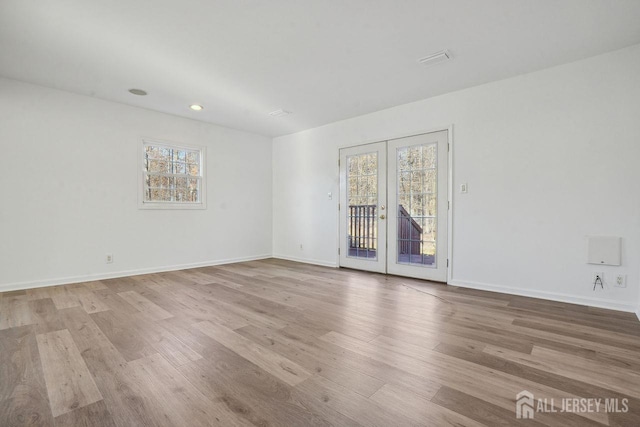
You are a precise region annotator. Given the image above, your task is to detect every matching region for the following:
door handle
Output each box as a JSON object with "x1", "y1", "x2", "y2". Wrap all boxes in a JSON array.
[{"x1": 380, "y1": 214, "x2": 386, "y2": 220}]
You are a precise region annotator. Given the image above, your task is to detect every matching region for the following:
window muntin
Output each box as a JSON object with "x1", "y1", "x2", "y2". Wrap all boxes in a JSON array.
[
  {"x1": 141, "y1": 140, "x2": 205, "y2": 208},
  {"x1": 396, "y1": 142, "x2": 437, "y2": 267}
]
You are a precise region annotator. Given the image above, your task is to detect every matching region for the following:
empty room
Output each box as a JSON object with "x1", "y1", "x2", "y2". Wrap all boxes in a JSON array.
[{"x1": 1, "y1": 1, "x2": 640, "y2": 426}]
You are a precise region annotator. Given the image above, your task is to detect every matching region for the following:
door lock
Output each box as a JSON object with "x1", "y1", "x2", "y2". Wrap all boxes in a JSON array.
[
  {"x1": 380, "y1": 205, "x2": 385, "y2": 210},
  {"x1": 380, "y1": 214, "x2": 386, "y2": 219}
]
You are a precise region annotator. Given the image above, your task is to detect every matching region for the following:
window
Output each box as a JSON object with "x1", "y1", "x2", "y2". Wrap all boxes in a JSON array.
[{"x1": 139, "y1": 139, "x2": 206, "y2": 209}]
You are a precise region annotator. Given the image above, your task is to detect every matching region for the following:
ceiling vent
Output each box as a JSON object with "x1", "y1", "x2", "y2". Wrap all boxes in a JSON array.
[
  {"x1": 418, "y1": 50, "x2": 452, "y2": 67},
  {"x1": 269, "y1": 109, "x2": 292, "y2": 117}
]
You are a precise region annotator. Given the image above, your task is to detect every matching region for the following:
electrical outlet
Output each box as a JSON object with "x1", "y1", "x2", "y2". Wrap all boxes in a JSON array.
[
  {"x1": 106, "y1": 253, "x2": 113, "y2": 264},
  {"x1": 299, "y1": 244, "x2": 303, "y2": 251},
  {"x1": 615, "y1": 274, "x2": 626, "y2": 288},
  {"x1": 592, "y1": 272, "x2": 604, "y2": 290}
]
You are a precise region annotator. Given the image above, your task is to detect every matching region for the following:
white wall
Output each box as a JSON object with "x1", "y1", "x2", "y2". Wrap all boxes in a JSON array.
[
  {"x1": 636, "y1": 289, "x2": 640, "y2": 319},
  {"x1": 0, "y1": 78, "x2": 272, "y2": 290},
  {"x1": 273, "y1": 44, "x2": 640, "y2": 312}
]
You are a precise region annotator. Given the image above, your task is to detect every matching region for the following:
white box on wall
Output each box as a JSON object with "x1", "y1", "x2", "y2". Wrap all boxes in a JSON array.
[{"x1": 587, "y1": 236, "x2": 621, "y2": 266}]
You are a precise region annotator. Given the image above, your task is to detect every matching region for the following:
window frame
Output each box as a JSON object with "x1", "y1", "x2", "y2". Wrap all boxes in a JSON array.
[{"x1": 138, "y1": 138, "x2": 207, "y2": 210}]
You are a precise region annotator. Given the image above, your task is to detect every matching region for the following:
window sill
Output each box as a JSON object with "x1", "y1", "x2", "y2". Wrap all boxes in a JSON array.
[{"x1": 138, "y1": 202, "x2": 207, "y2": 210}]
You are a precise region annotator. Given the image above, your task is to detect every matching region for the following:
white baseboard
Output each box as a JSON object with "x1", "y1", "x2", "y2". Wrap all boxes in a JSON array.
[
  {"x1": 0, "y1": 254, "x2": 272, "y2": 293},
  {"x1": 272, "y1": 254, "x2": 338, "y2": 268},
  {"x1": 449, "y1": 279, "x2": 637, "y2": 313}
]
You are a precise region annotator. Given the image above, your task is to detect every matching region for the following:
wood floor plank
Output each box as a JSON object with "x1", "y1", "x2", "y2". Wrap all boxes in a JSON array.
[
  {"x1": 295, "y1": 375, "x2": 420, "y2": 427},
  {"x1": 124, "y1": 313, "x2": 203, "y2": 367},
  {"x1": 0, "y1": 325, "x2": 54, "y2": 427},
  {"x1": 136, "y1": 282, "x2": 252, "y2": 329},
  {"x1": 75, "y1": 290, "x2": 110, "y2": 314},
  {"x1": 116, "y1": 291, "x2": 173, "y2": 321},
  {"x1": 36, "y1": 329, "x2": 103, "y2": 417},
  {"x1": 29, "y1": 298, "x2": 66, "y2": 334},
  {"x1": 99, "y1": 277, "x2": 139, "y2": 294},
  {"x1": 92, "y1": 289, "x2": 141, "y2": 315},
  {"x1": 508, "y1": 297, "x2": 640, "y2": 336},
  {"x1": 81, "y1": 281, "x2": 109, "y2": 291},
  {"x1": 3, "y1": 290, "x2": 27, "y2": 297},
  {"x1": 431, "y1": 385, "x2": 547, "y2": 427},
  {"x1": 50, "y1": 287, "x2": 81, "y2": 310},
  {"x1": 184, "y1": 283, "x2": 291, "y2": 330},
  {"x1": 513, "y1": 317, "x2": 640, "y2": 352},
  {"x1": 53, "y1": 400, "x2": 117, "y2": 427},
  {"x1": 434, "y1": 342, "x2": 633, "y2": 425},
  {"x1": 236, "y1": 324, "x2": 386, "y2": 397},
  {"x1": 159, "y1": 315, "x2": 235, "y2": 357},
  {"x1": 56, "y1": 307, "x2": 126, "y2": 365},
  {"x1": 325, "y1": 331, "x2": 612, "y2": 425},
  {"x1": 508, "y1": 320, "x2": 640, "y2": 366},
  {"x1": 0, "y1": 294, "x2": 35, "y2": 330},
  {"x1": 125, "y1": 353, "x2": 252, "y2": 427},
  {"x1": 369, "y1": 383, "x2": 484, "y2": 426},
  {"x1": 27, "y1": 286, "x2": 56, "y2": 301},
  {"x1": 171, "y1": 269, "x2": 218, "y2": 285},
  {"x1": 58, "y1": 307, "x2": 168, "y2": 427},
  {"x1": 2, "y1": 259, "x2": 639, "y2": 426},
  {"x1": 253, "y1": 323, "x2": 443, "y2": 400},
  {"x1": 178, "y1": 345, "x2": 341, "y2": 427},
  {"x1": 483, "y1": 344, "x2": 640, "y2": 399},
  {"x1": 193, "y1": 320, "x2": 312, "y2": 386},
  {"x1": 89, "y1": 309, "x2": 158, "y2": 362}
]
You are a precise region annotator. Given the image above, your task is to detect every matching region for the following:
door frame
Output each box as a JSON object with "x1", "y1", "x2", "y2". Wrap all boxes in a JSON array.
[{"x1": 336, "y1": 125, "x2": 454, "y2": 283}]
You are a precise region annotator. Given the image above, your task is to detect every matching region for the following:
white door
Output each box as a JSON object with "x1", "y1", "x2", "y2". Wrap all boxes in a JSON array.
[
  {"x1": 339, "y1": 142, "x2": 387, "y2": 273},
  {"x1": 339, "y1": 130, "x2": 449, "y2": 282},
  {"x1": 387, "y1": 131, "x2": 448, "y2": 282}
]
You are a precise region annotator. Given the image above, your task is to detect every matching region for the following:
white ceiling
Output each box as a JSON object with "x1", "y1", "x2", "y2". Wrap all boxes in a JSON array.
[{"x1": 2, "y1": 1, "x2": 640, "y2": 137}]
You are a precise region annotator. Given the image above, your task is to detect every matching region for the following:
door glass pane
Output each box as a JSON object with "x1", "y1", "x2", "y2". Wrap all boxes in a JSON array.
[
  {"x1": 347, "y1": 152, "x2": 377, "y2": 260},
  {"x1": 396, "y1": 143, "x2": 437, "y2": 267}
]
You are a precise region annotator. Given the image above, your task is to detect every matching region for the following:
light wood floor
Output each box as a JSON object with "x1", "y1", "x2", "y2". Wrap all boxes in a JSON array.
[{"x1": 1, "y1": 259, "x2": 639, "y2": 426}]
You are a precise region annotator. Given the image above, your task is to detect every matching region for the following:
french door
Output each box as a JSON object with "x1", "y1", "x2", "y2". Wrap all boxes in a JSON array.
[
  {"x1": 339, "y1": 130, "x2": 449, "y2": 282},
  {"x1": 338, "y1": 142, "x2": 387, "y2": 273}
]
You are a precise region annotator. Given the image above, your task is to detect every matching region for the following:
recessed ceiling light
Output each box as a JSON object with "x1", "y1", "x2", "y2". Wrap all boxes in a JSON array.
[
  {"x1": 418, "y1": 50, "x2": 452, "y2": 67},
  {"x1": 190, "y1": 104, "x2": 204, "y2": 111},
  {"x1": 128, "y1": 88, "x2": 147, "y2": 96},
  {"x1": 269, "y1": 109, "x2": 291, "y2": 117}
]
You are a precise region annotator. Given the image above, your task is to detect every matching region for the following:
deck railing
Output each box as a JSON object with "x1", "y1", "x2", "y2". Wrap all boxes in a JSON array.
[
  {"x1": 397, "y1": 205, "x2": 422, "y2": 255},
  {"x1": 348, "y1": 204, "x2": 423, "y2": 254},
  {"x1": 348, "y1": 204, "x2": 376, "y2": 249}
]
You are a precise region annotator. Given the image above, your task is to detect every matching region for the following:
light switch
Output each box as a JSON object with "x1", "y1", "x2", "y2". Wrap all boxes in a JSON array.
[{"x1": 460, "y1": 183, "x2": 468, "y2": 193}]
